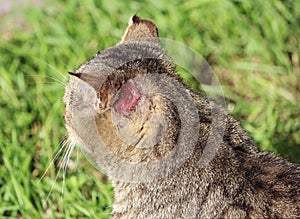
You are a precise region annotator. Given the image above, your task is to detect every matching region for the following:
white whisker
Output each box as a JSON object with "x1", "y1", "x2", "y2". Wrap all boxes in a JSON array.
[
  {"x1": 23, "y1": 71, "x2": 67, "y2": 89},
  {"x1": 45, "y1": 160, "x2": 63, "y2": 202},
  {"x1": 61, "y1": 140, "x2": 75, "y2": 196},
  {"x1": 43, "y1": 137, "x2": 71, "y2": 202},
  {"x1": 38, "y1": 138, "x2": 68, "y2": 183},
  {"x1": 76, "y1": 146, "x2": 80, "y2": 172},
  {"x1": 33, "y1": 57, "x2": 68, "y2": 81},
  {"x1": 39, "y1": 75, "x2": 67, "y2": 87}
]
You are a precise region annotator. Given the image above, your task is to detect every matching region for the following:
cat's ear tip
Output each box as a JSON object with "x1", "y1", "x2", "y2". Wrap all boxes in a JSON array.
[
  {"x1": 131, "y1": 14, "x2": 141, "y2": 23},
  {"x1": 68, "y1": 72, "x2": 81, "y2": 78}
]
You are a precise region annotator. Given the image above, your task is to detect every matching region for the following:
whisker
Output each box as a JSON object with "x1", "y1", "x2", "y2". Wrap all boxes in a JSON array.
[
  {"x1": 61, "y1": 140, "x2": 75, "y2": 196},
  {"x1": 33, "y1": 57, "x2": 68, "y2": 81},
  {"x1": 44, "y1": 138, "x2": 72, "y2": 202},
  {"x1": 38, "y1": 137, "x2": 68, "y2": 183},
  {"x1": 28, "y1": 81, "x2": 66, "y2": 88},
  {"x1": 29, "y1": 74, "x2": 67, "y2": 87},
  {"x1": 39, "y1": 75, "x2": 67, "y2": 86},
  {"x1": 45, "y1": 160, "x2": 64, "y2": 202},
  {"x1": 76, "y1": 146, "x2": 80, "y2": 173},
  {"x1": 41, "y1": 137, "x2": 71, "y2": 203}
]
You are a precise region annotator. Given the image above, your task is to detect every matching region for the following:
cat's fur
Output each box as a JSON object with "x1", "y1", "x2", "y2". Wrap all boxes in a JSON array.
[{"x1": 63, "y1": 15, "x2": 300, "y2": 218}]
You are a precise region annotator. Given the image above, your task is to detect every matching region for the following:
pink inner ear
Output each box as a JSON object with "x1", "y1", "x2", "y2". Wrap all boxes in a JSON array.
[{"x1": 113, "y1": 80, "x2": 141, "y2": 116}]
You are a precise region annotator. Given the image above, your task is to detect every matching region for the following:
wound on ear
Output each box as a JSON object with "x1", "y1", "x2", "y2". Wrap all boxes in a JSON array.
[{"x1": 113, "y1": 80, "x2": 141, "y2": 117}]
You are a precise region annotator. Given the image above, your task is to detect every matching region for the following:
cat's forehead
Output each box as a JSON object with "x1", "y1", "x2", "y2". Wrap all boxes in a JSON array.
[{"x1": 76, "y1": 40, "x2": 166, "y2": 76}]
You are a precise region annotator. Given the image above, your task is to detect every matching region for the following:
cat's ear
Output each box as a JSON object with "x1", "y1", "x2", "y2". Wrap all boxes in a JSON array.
[
  {"x1": 120, "y1": 15, "x2": 159, "y2": 43},
  {"x1": 68, "y1": 72, "x2": 100, "y2": 91}
]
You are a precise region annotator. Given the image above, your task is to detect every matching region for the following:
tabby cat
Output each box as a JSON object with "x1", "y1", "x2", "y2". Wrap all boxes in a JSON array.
[{"x1": 63, "y1": 15, "x2": 300, "y2": 218}]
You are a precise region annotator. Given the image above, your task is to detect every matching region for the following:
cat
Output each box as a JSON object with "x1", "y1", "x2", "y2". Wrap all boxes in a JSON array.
[{"x1": 63, "y1": 15, "x2": 300, "y2": 218}]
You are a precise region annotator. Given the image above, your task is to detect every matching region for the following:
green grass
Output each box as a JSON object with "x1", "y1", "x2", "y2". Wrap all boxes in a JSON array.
[{"x1": 0, "y1": 0, "x2": 299, "y2": 218}]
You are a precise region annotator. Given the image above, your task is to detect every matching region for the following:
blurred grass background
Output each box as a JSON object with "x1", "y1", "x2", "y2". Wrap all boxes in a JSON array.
[{"x1": 0, "y1": 0, "x2": 299, "y2": 218}]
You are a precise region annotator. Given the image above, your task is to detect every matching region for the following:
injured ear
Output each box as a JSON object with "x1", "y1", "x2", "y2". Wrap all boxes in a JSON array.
[{"x1": 68, "y1": 72, "x2": 101, "y2": 91}]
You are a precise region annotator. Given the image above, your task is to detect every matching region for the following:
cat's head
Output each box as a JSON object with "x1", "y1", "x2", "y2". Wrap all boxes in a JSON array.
[{"x1": 63, "y1": 15, "x2": 199, "y2": 182}]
